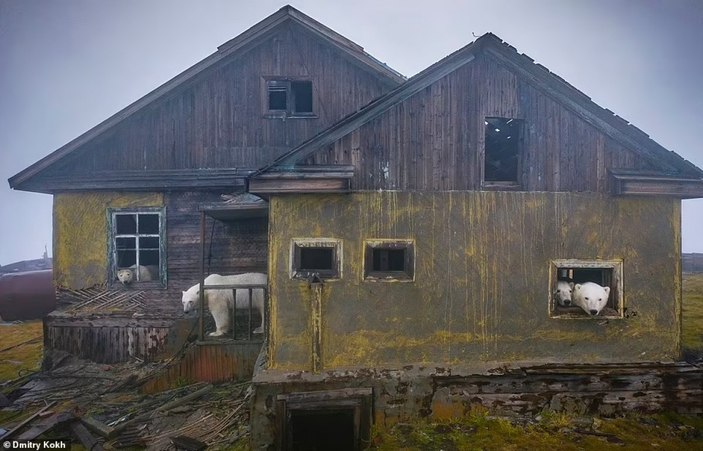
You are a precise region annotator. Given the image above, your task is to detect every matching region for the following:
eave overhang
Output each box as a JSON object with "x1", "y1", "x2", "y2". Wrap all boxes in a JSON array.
[
  {"x1": 610, "y1": 171, "x2": 703, "y2": 198},
  {"x1": 248, "y1": 165, "x2": 354, "y2": 194},
  {"x1": 16, "y1": 169, "x2": 253, "y2": 194}
]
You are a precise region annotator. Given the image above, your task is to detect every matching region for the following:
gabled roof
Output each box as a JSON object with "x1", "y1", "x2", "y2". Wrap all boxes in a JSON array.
[
  {"x1": 253, "y1": 33, "x2": 703, "y2": 180},
  {"x1": 8, "y1": 5, "x2": 404, "y2": 190}
]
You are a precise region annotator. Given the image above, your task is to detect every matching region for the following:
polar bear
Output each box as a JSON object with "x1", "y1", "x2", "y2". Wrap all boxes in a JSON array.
[
  {"x1": 554, "y1": 280, "x2": 574, "y2": 307},
  {"x1": 573, "y1": 282, "x2": 610, "y2": 316},
  {"x1": 117, "y1": 264, "x2": 155, "y2": 285},
  {"x1": 182, "y1": 273, "x2": 267, "y2": 337}
]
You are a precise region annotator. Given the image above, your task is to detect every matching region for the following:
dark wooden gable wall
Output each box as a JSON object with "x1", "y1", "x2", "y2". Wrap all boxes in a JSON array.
[
  {"x1": 307, "y1": 52, "x2": 657, "y2": 192},
  {"x1": 38, "y1": 21, "x2": 397, "y2": 180}
]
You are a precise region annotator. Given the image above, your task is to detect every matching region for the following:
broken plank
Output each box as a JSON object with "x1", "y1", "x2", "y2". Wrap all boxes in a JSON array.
[
  {"x1": 1, "y1": 401, "x2": 57, "y2": 440},
  {"x1": 157, "y1": 384, "x2": 214, "y2": 412},
  {"x1": 81, "y1": 416, "x2": 115, "y2": 439},
  {"x1": 17, "y1": 411, "x2": 74, "y2": 441},
  {"x1": 70, "y1": 421, "x2": 104, "y2": 451}
]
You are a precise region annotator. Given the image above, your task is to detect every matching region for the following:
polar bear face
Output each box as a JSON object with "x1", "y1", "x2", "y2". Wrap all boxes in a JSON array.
[
  {"x1": 554, "y1": 280, "x2": 574, "y2": 307},
  {"x1": 573, "y1": 282, "x2": 610, "y2": 316},
  {"x1": 117, "y1": 268, "x2": 134, "y2": 285},
  {"x1": 182, "y1": 285, "x2": 200, "y2": 313}
]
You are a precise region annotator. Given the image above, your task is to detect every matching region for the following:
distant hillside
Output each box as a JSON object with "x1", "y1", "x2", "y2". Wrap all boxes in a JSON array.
[
  {"x1": 683, "y1": 253, "x2": 703, "y2": 274},
  {"x1": 0, "y1": 258, "x2": 52, "y2": 274}
]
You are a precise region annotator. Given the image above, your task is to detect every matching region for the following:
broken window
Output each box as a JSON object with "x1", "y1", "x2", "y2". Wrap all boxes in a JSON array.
[
  {"x1": 364, "y1": 240, "x2": 414, "y2": 281},
  {"x1": 484, "y1": 117, "x2": 522, "y2": 184},
  {"x1": 110, "y1": 209, "x2": 165, "y2": 286},
  {"x1": 291, "y1": 239, "x2": 341, "y2": 280},
  {"x1": 550, "y1": 260, "x2": 623, "y2": 319},
  {"x1": 266, "y1": 79, "x2": 314, "y2": 116}
]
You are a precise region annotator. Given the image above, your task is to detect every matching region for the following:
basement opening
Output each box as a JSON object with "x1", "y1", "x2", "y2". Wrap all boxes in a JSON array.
[
  {"x1": 484, "y1": 117, "x2": 522, "y2": 185},
  {"x1": 289, "y1": 408, "x2": 355, "y2": 451},
  {"x1": 550, "y1": 259, "x2": 623, "y2": 318},
  {"x1": 277, "y1": 388, "x2": 373, "y2": 451}
]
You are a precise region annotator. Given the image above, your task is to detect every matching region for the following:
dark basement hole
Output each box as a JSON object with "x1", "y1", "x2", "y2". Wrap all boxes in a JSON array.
[{"x1": 289, "y1": 408, "x2": 355, "y2": 451}]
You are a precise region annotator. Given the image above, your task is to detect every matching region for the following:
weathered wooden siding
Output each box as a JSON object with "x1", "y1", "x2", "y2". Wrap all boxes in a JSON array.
[
  {"x1": 52, "y1": 190, "x2": 267, "y2": 313},
  {"x1": 142, "y1": 341, "x2": 263, "y2": 393},
  {"x1": 166, "y1": 191, "x2": 268, "y2": 293},
  {"x1": 267, "y1": 192, "x2": 681, "y2": 371},
  {"x1": 309, "y1": 53, "x2": 656, "y2": 192},
  {"x1": 53, "y1": 192, "x2": 163, "y2": 290},
  {"x1": 44, "y1": 316, "x2": 173, "y2": 364},
  {"x1": 39, "y1": 22, "x2": 396, "y2": 180}
]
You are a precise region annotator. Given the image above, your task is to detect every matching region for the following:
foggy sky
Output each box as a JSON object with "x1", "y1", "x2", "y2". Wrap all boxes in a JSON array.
[{"x1": 1, "y1": 0, "x2": 702, "y2": 265}]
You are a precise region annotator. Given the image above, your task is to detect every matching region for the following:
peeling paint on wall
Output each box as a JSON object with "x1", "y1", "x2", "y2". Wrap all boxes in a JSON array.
[
  {"x1": 54, "y1": 192, "x2": 163, "y2": 289},
  {"x1": 267, "y1": 191, "x2": 681, "y2": 371}
]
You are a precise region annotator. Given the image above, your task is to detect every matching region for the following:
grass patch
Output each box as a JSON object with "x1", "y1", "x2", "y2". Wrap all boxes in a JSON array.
[
  {"x1": 370, "y1": 410, "x2": 703, "y2": 450},
  {"x1": 0, "y1": 320, "x2": 43, "y2": 381},
  {"x1": 683, "y1": 273, "x2": 703, "y2": 355}
]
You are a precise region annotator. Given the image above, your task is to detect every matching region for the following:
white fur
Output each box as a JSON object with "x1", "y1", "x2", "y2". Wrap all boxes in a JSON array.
[
  {"x1": 182, "y1": 273, "x2": 267, "y2": 337},
  {"x1": 554, "y1": 280, "x2": 574, "y2": 307},
  {"x1": 573, "y1": 282, "x2": 610, "y2": 316},
  {"x1": 117, "y1": 264, "x2": 155, "y2": 285}
]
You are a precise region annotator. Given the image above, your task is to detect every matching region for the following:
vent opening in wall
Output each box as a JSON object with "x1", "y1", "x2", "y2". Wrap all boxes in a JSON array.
[
  {"x1": 291, "y1": 239, "x2": 341, "y2": 280},
  {"x1": 364, "y1": 240, "x2": 414, "y2": 281},
  {"x1": 551, "y1": 260, "x2": 623, "y2": 319}
]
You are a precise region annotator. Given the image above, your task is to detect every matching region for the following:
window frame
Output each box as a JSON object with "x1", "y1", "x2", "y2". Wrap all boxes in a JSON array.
[
  {"x1": 549, "y1": 259, "x2": 623, "y2": 319},
  {"x1": 108, "y1": 207, "x2": 166, "y2": 288},
  {"x1": 482, "y1": 116, "x2": 524, "y2": 189},
  {"x1": 263, "y1": 77, "x2": 317, "y2": 119},
  {"x1": 290, "y1": 238, "x2": 342, "y2": 281},
  {"x1": 363, "y1": 239, "x2": 415, "y2": 282}
]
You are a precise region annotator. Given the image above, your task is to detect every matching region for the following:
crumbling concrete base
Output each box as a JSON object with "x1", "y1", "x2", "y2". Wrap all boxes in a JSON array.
[{"x1": 250, "y1": 359, "x2": 703, "y2": 450}]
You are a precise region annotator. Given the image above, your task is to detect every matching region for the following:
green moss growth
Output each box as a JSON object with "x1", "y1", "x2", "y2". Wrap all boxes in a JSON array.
[{"x1": 370, "y1": 409, "x2": 703, "y2": 450}]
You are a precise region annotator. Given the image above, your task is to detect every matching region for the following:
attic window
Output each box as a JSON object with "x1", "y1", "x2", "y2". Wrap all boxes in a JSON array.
[
  {"x1": 484, "y1": 117, "x2": 522, "y2": 185},
  {"x1": 364, "y1": 240, "x2": 414, "y2": 281},
  {"x1": 550, "y1": 259, "x2": 623, "y2": 319},
  {"x1": 266, "y1": 79, "x2": 314, "y2": 117},
  {"x1": 291, "y1": 239, "x2": 341, "y2": 280},
  {"x1": 109, "y1": 208, "x2": 165, "y2": 286}
]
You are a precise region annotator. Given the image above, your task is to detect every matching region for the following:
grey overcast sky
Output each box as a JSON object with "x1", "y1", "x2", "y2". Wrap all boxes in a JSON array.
[{"x1": 1, "y1": 0, "x2": 702, "y2": 265}]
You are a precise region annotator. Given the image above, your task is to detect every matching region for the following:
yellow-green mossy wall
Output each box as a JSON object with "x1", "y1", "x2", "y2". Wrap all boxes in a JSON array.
[
  {"x1": 53, "y1": 192, "x2": 163, "y2": 289},
  {"x1": 267, "y1": 191, "x2": 681, "y2": 372}
]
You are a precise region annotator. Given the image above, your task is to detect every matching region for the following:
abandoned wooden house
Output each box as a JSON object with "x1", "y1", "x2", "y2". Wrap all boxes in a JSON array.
[
  {"x1": 9, "y1": 5, "x2": 703, "y2": 450},
  {"x1": 9, "y1": 5, "x2": 402, "y2": 369}
]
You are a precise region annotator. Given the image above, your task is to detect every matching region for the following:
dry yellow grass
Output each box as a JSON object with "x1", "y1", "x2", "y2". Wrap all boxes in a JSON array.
[
  {"x1": 0, "y1": 320, "x2": 43, "y2": 381},
  {"x1": 683, "y1": 273, "x2": 703, "y2": 355}
]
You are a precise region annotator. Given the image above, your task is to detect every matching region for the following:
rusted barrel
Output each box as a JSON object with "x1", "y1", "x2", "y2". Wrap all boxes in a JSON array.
[{"x1": 0, "y1": 270, "x2": 56, "y2": 321}]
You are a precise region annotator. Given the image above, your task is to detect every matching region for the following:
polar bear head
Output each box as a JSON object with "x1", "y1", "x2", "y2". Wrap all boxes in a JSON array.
[
  {"x1": 182, "y1": 284, "x2": 200, "y2": 313},
  {"x1": 117, "y1": 268, "x2": 134, "y2": 285},
  {"x1": 554, "y1": 280, "x2": 574, "y2": 307},
  {"x1": 573, "y1": 282, "x2": 610, "y2": 316}
]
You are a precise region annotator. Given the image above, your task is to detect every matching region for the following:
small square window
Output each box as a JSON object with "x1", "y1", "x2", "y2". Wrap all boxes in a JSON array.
[
  {"x1": 484, "y1": 117, "x2": 522, "y2": 184},
  {"x1": 291, "y1": 239, "x2": 341, "y2": 280},
  {"x1": 364, "y1": 240, "x2": 414, "y2": 282},
  {"x1": 266, "y1": 79, "x2": 314, "y2": 117},
  {"x1": 550, "y1": 260, "x2": 623, "y2": 319}
]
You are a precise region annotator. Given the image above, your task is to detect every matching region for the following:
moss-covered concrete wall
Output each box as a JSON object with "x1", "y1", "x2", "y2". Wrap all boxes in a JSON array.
[
  {"x1": 53, "y1": 192, "x2": 163, "y2": 289},
  {"x1": 267, "y1": 192, "x2": 681, "y2": 371}
]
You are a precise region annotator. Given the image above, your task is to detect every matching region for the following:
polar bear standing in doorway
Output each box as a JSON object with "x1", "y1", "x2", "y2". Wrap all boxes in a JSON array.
[{"x1": 182, "y1": 273, "x2": 267, "y2": 336}]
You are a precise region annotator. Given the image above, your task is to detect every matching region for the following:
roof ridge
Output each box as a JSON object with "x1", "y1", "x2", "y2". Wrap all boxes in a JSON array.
[{"x1": 9, "y1": 6, "x2": 405, "y2": 190}]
